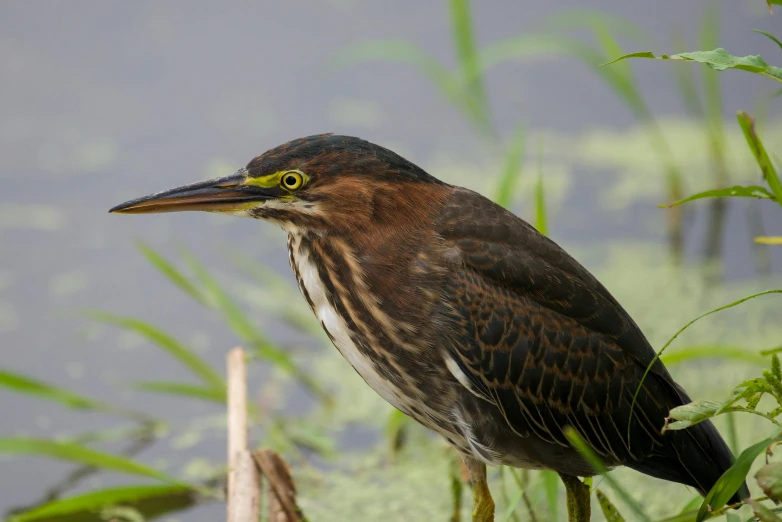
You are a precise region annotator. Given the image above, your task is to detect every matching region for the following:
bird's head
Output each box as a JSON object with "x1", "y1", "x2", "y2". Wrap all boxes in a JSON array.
[{"x1": 110, "y1": 134, "x2": 447, "y2": 235}]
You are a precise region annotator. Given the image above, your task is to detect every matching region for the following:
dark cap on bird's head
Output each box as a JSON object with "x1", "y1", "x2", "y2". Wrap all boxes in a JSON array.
[{"x1": 109, "y1": 134, "x2": 445, "y2": 231}]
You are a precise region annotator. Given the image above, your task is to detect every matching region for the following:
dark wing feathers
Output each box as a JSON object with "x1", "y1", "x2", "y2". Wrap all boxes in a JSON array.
[
  {"x1": 437, "y1": 189, "x2": 670, "y2": 380},
  {"x1": 435, "y1": 188, "x2": 744, "y2": 500},
  {"x1": 439, "y1": 266, "x2": 663, "y2": 462}
]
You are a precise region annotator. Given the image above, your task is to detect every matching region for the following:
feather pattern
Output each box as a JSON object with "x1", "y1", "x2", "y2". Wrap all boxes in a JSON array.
[{"x1": 433, "y1": 188, "x2": 744, "y2": 499}]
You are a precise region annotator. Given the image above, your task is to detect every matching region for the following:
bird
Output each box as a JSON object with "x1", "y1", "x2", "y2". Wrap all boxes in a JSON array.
[{"x1": 111, "y1": 134, "x2": 747, "y2": 521}]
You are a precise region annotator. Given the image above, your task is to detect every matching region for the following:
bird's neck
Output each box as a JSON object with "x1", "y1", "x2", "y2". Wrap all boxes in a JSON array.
[{"x1": 286, "y1": 183, "x2": 453, "y2": 333}]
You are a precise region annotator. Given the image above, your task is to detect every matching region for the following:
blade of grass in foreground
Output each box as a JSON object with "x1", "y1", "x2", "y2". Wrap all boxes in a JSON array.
[
  {"x1": 596, "y1": 489, "x2": 627, "y2": 522},
  {"x1": 696, "y1": 436, "x2": 772, "y2": 521},
  {"x1": 672, "y1": 31, "x2": 703, "y2": 117},
  {"x1": 753, "y1": 29, "x2": 782, "y2": 52},
  {"x1": 0, "y1": 438, "x2": 185, "y2": 485},
  {"x1": 534, "y1": 135, "x2": 547, "y2": 236},
  {"x1": 544, "y1": 9, "x2": 653, "y2": 45},
  {"x1": 178, "y1": 247, "x2": 325, "y2": 398},
  {"x1": 0, "y1": 370, "x2": 118, "y2": 415},
  {"x1": 64, "y1": 424, "x2": 164, "y2": 446},
  {"x1": 449, "y1": 0, "x2": 491, "y2": 130},
  {"x1": 502, "y1": 487, "x2": 525, "y2": 522},
  {"x1": 494, "y1": 125, "x2": 525, "y2": 209},
  {"x1": 227, "y1": 251, "x2": 321, "y2": 336},
  {"x1": 541, "y1": 470, "x2": 559, "y2": 521},
  {"x1": 700, "y1": 3, "x2": 724, "y2": 135},
  {"x1": 738, "y1": 111, "x2": 782, "y2": 206},
  {"x1": 129, "y1": 381, "x2": 225, "y2": 403},
  {"x1": 331, "y1": 40, "x2": 487, "y2": 133},
  {"x1": 8, "y1": 484, "x2": 196, "y2": 522},
  {"x1": 87, "y1": 311, "x2": 225, "y2": 392},
  {"x1": 661, "y1": 345, "x2": 767, "y2": 367},
  {"x1": 629, "y1": 289, "x2": 782, "y2": 441},
  {"x1": 563, "y1": 427, "x2": 652, "y2": 522},
  {"x1": 136, "y1": 241, "x2": 206, "y2": 305}
]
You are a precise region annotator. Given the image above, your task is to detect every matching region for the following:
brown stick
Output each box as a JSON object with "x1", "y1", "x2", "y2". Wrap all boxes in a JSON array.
[{"x1": 254, "y1": 449, "x2": 303, "y2": 522}]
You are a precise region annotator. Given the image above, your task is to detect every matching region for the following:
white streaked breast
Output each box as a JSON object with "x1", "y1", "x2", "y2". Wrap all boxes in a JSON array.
[{"x1": 289, "y1": 235, "x2": 409, "y2": 414}]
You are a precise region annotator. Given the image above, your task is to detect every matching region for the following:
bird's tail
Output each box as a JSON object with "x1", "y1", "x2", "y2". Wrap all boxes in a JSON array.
[{"x1": 631, "y1": 414, "x2": 749, "y2": 505}]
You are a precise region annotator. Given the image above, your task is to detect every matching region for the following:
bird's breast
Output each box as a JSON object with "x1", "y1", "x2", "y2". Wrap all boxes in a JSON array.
[{"x1": 286, "y1": 233, "x2": 414, "y2": 415}]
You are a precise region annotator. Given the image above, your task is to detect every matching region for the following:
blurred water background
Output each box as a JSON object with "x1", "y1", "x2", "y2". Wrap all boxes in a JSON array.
[{"x1": 1, "y1": 1, "x2": 782, "y2": 520}]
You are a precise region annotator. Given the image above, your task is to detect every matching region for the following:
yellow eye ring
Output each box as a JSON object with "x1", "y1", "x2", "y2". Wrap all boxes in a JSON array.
[{"x1": 281, "y1": 171, "x2": 304, "y2": 191}]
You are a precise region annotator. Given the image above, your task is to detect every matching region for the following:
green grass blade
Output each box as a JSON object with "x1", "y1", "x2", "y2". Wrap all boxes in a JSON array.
[
  {"x1": 700, "y1": 3, "x2": 723, "y2": 129},
  {"x1": 476, "y1": 34, "x2": 573, "y2": 73},
  {"x1": 0, "y1": 369, "x2": 116, "y2": 414},
  {"x1": 661, "y1": 345, "x2": 767, "y2": 367},
  {"x1": 545, "y1": 13, "x2": 653, "y2": 120},
  {"x1": 629, "y1": 290, "x2": 782, "y2": 441},
  {"x1": 64, "y1": 424, "x2": 165, "y2": 446},
  {"x1": 699, "y1": 3, "x2": 729, "y2": 194},
  {"x1": 494, "y1": 125, "x2": 525, "y2": 209},
  {"x1": 87, "y1": 311, "x2": 225, "y2": 392},
  {"x1": 129, "y1": 381, "x2": 225, "y2": 403},
  {"x1": 449, "y1": 0, "x2": 490, "y2": 127},
  {"x1": 658, "y1": 185, "x2": 777, "y2": 208},
  {"x1": 738, "y1": 111, "x2": 782, "y2": 206},
  {"x1": 725, "y1": 411, "x2": 739, "y2": 456},
  {"x1": 227, "y1": 252, "x2": 321, "y2": 336},
  {"x1": 655, "y1": 510, "x2": 698, "y2": 522},
  {"x1": 753, "y1": 29, "x2": 782, "y2": 52},
  {"x1": 332, "y1": 40, "x2": 452, "y2": 89},
  {"x1": 654, "y1": 495, "x2": 701, "y2": 522},
  {"x1": 501, "y1": 487, "x2": 525, "y2": 522},
  {"x1": 749, "y1": 502, "x2": 782, "y2": 522},
  {"x1": 8, "y1": 484, "x2": 196, "y2": 522},
  {"x1": 696, "y1": 437, "x2": 769, "y2": 520},
  {"x1": 534, "y1": 136, "x2": 547, "y2": 236},
  {"x1": 541, "y1": 470, "x2": 559, "y2": 521},
  {"x1": 563, "y1": 428, "x2": 652, "y2": 522},
  {"x1": 544, "y1": 10, "x2": 653, "y2": 45},
  {"x1": 178, "y1": 248, "x2": 324, "y2": 398},
  {"x1": 672, "y1": 31, "x2": 703, "y2": 117},
  {"x1": 385, "y1": 408, "x2": 411, "y2": 456},
  {"x1": 332, "y1": 40, "x2": 487, "y2": 132},
  {"x1": 136, "y1": 242, "x2": 206, "y2": 305},
  {"x1": 0, "y1": 438, "x2": 184, "y2": 485},
  {"x1": 593, "y1": 20, "x2": 635, "y2": 86},
  {"x1": 565, "y1": 39, "x2": 650, "y2": 120},
  {"x1": 595, "y1": 489, "x2": 627, "y2": 522}
]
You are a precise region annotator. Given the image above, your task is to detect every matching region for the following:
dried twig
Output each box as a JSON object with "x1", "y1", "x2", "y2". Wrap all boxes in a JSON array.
[{"x1": 254, "y1": 449, "x2": 304, "y2": 522}]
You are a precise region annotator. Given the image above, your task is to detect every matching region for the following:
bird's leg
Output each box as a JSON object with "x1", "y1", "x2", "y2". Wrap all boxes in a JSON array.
[
  {"x1": 464, "y1": 457, "x2": 495, "y2": 522},
  {"x1": 559, "y1": 473, "x2": 591, "y2": 522}
]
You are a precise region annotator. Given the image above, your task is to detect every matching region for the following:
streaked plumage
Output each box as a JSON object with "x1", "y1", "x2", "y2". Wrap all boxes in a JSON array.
[{"x1": 111, "y1": 134, "x2": 748, "y2": 520}]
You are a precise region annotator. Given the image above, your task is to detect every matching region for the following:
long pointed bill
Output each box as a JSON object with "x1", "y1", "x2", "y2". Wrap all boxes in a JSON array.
[{"x1": 109, "y1": 168, "x2": 277, "y2": 214}]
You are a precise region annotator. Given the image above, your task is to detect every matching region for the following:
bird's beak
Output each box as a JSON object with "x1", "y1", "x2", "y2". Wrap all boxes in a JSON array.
[{"x1": 109, "y1": 168, "x2": 277, "y2": 214}]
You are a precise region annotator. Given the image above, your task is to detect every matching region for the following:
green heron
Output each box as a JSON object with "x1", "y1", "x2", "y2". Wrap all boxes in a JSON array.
[{"x1": 111, "y1": 134, "x2": 746, "y2": 521}]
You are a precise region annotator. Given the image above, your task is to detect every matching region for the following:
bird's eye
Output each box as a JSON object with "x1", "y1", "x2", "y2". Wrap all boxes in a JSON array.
[{"x1": 281, "y1": 171, "x2": 304, "y2": 191}]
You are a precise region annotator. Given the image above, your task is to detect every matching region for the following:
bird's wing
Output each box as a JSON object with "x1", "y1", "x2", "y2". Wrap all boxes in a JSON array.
[{"x1": 434, "y1": 188, "x2": 685, "y2": 461}]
